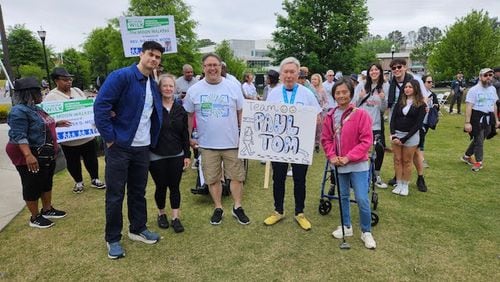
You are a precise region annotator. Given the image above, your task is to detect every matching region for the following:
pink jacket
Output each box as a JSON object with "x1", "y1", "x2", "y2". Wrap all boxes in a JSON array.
[{"x1": 321, "y1": 105, "x2": 373, "y2": 163}]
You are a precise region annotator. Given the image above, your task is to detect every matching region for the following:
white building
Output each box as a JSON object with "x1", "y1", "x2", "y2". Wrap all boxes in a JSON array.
[{"x1": 199, "y1": 39, "x2": 275, "y2": 69}]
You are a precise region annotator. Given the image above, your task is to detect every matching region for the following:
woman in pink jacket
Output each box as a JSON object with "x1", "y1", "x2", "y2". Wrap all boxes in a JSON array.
[{"x1": 321, "y1": 77, "x2": 376, "y2": 249}]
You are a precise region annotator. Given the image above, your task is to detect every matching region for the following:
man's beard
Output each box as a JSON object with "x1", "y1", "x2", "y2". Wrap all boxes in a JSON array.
[{"x1": 481, "y1": 80, "x2": 492, "y2": 87}]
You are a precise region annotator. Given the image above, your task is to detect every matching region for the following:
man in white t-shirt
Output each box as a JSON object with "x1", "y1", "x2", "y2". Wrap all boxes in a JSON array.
[
  {"x1": 183, "y1": 53, "x2": 250, "y2": 226},
  {"x1": 462, "y1": 68, "x2": 499, "y2": 172},
  {"x1": 323, "y1": 70, "x2": 336, "y2": 109},
  {"x1": 175, "y1": 64, "x2": 198, "y2": 100},
  {"x1": 264, "y1": 57, "x2": 321, "y2": 231}
]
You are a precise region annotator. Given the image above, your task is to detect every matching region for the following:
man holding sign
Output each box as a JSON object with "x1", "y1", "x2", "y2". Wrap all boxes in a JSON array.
[{"x1": 264, "y1": 57, "x2": 321, "y2": 231}]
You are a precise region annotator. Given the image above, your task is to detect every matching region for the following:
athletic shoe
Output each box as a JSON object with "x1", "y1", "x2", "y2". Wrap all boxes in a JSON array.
[
  {"x1": 91, "y1": 178, "x2": 106, "y2": 189},
  {"x1": 128, "y1": 229, "x2": 160, "y2": 244},
  {"x1": 210, "y1": 208, "x2": 224, "y2": 225},
  {"x1": 361, "y1": 232, "x2": 376, "y2": 249},
  {"x1": 375, "y1": 176, "x2": 388, "y2": 189},
  {"x1": 388, "y1": 177, "x2": 397, "y2": 186},
  {"x1": 287, "y1": 168, "x2": 293, "y2": 177},
  {"x1": 331, "y1": 225, "x2": 353, "y2": 239},
  {"x1": 232, "y1": 206, "x2": 250, "y2": 225},
  {"x1": 399, "y1": 185, "x2": 409, "y2": 196},
  {"x1": 471, "y1": 162, "x2": 483, "y2": 172},
  {"x1": 417, "y1": 176, "x2": 427, "y2": 192},
  {"x1": 171, "y1": 218, "x2": 184, "y2": 233},
  {"x1": 391, "y1": 185, "x2": 401, "y2": 195},
  {"x1": 73, "y1": 182, "x2": 84, "y2": 194},
  {"x1": 107, "y1": 241, "x2": 125, "y2": 259},
  {"x1": 41, "y1": 206, "x2": 67, "y2": 219},
  {"x1": 29, "y1": 214, "x2": 54, "y2": 229},
  {"x1": 461, "y1": 155, "x2": 474, "y2": 166},
  {"x1": 264, "y1": 211, "x2": 284, "y2": 226},
  {"x1": 423, "y1": 159, "x2": 430, "y2": 168},
  {"x1": 294, "y1": 213, "x2": 311, "y2": 231},
  {"x1": 157, "y1": 214, "x2": 169, "y2": 229}
]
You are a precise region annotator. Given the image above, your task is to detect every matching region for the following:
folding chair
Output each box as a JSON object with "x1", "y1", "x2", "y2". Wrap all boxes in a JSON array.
[{"x1": 436, "y1": 92, "x2": 450, "y2": 115}]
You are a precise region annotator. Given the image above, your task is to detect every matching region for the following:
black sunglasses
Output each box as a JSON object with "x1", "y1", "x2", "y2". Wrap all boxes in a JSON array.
[
  {"x1": 391, "y1": 65, "x2": 403, "y2": 71},
  {"x1": 425, "y1": 81, "x2": 433, "y2": 83}
]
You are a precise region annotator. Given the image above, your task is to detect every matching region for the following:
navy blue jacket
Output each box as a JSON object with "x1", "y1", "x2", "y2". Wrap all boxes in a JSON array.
[{"x1": 94, "y1": 64, "x2": 163, "y2": 148}]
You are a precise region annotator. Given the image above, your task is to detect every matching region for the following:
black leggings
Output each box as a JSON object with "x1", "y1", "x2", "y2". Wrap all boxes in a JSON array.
[
  {"x1": 373, "y1": 130, "x2": 385, "y2": 171},
  {"x1": 61, "y1": 139, "x2": 99, "y2": 183},
  {"x1": 149, "y1": 156, "x2": 184, "y2": 210}
]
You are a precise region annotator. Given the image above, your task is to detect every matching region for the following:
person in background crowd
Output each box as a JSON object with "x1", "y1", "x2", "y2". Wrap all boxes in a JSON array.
[
  {"x1": 183, "y1": 53, "x2": 250, "y2": 226},
  {"x1": 6, "y1": 77, "x2": 70, "y2": 228},
  {"x1": 417, "y1": 74, "x2": 439, "y2": 174},
  {"x1": 350, "y1": 74, "x2": 359, "y2": 88},
  {"x1": 221, "y1": 62, "x2": 240, "y2": 86},
  {"x1": 450, "y1": 71, "x2": 467, "y2": 114},
  {"x1": 242, "y1": 72, "x2": 259, "y2": 100},
  {"x1": 94, "y1": 41, "x2": 165, "y2": 259},
  {"x1": 149, "y1": 74, "x2": 191, "y2": 233},
  {"x1": 492, "y1": 67, "x2": 500, "y2": 118},
  {"x1": 175, "y1": 64, "x2": 198, "y2": 100},
  {"x1": 153, "y1": 63, "x2": 164, "y2": 83},
  {"x1": 44, "y1": 67, "x2": 106, "y2": 193},
  {"x1": 262, "y1": 69, "x2": 280, "y2": 101},
  {"x1": 321, "y1": 77, "x2": 376, "y2": 249},
  {"x1": 311, "y1": 73, "x2": 328, "y2": 153},
  {"x1": 323, "y1": 70, "x2": 336, "y2": 109},
  {"x1": 461, "y1": 68, "x2": 499, "y2": 172},
  {"x1": 355, "y1": 63, "x2": 389, "y2": 189},
  {"x1": 390, "y1": 79, "x2": 426, "y2": 196},
  {"x1": 264, "y1": 57, "x2": 321, "y2": 231}
]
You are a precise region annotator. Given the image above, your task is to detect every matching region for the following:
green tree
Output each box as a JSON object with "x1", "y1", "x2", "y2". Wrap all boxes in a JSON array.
[
  {"x1": 427, "y1": 10, "x2": 500, "y2": 81},
  {"x1": 197, "y1": 39, "x2": 216, "y2": 48},
  {"x1": 7, "y1": 24, "x2": 44, "y2": 68},
  {"x1": 410, "y1": 26, "x2": 442, "y2": 69},
  {"x1": 215, "y1": 40, "x2": 247, "y2": 81},
  {"x1": 18, "y1": 64, "x2": 45, "y2": 81},
  {"x1": 352, "y1": 37, "x2": 393, "y2": 72},
  {"x1": 270, "y1": 0, "x2": 369, "y2": 74},
  {"x1": 127, "y1": 0, "x2": 201, "y2": 75},
  {"x1": 60, "y1": 48, "x2": 91, "y2": 90},
  {"x1": 386, "y1": 30, "x2": 405, "y2": 50}
]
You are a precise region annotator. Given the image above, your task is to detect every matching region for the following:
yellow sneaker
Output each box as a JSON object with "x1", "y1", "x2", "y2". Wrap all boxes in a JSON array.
[
  {"x1": 264, "y1": 212, "x2": 284, "y2": 226},
  {"x1": 294, "y1": 213, "x2": 311, "y2": 231}
]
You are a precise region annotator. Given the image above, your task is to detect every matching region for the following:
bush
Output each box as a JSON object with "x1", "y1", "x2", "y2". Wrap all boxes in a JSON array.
[{"x1": 0, "y1": 104, "x2": 11, "y2": 123}]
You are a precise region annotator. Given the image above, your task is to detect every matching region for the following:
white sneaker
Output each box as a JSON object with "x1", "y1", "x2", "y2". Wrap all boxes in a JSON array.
[
  {"x1": 391, "y1": 185, "x2": 401, "y2": 195},
  {"x1": 361, "y1": 232, "x2": 376, "y2": 249},
  {"x1": 375, "y1": 176, "x2": 388, "y2": 189},
  {"x1": 399, "y1": 185, "x2": 409, "y2": 196},
  {"x1": 331, "y1": 225, "x2": 353, "y2": 239},
  {"x1": 286, "y1": 168, "x2": 293, "y2": 177}
]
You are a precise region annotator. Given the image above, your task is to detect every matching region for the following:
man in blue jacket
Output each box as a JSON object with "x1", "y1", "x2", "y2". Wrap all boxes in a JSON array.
[{"x1": 94, "y1": 41, "x2": 164, "y2": 259}]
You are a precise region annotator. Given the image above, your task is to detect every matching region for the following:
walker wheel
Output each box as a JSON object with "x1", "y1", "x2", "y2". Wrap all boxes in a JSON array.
[
  {"x1": 371, "y1": 212, "x2": 379, "y2": 226},
  {"x1": 318, "y1": 199, "x2": 332, "y2": 215}
]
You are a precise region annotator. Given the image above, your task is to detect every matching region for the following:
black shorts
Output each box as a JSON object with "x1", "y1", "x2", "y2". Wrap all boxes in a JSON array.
[{"x1": 16, "y1": 161, "x2": 55, "y2": 201}]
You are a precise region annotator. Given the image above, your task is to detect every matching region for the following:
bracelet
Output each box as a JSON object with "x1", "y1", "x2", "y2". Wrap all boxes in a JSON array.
[{"x1": 465, "y1": 122, "x2": 470, "y2": 124}]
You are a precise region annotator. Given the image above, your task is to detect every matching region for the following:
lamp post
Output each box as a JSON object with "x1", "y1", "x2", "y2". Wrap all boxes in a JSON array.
[
  {"x1": 37, "y1": 28, "x2": 51, "y2": 89},
  {"x1": 391, "y1": 44, "x2": 396, "y2": 60}
]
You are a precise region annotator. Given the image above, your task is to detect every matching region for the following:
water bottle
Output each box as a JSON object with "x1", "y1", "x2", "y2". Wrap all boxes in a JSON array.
[{"x1": 191, "y1": 128, "x2": 199, "y2": 148}]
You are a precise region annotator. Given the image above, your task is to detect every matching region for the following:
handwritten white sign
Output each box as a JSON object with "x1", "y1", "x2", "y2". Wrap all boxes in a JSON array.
[
  {"x1": 119, "y1": 16, "x2": 178, "y2": 57},
  {"x1": 40, "y1": 99, "x2": 99, "y2": 142},
  {"x1": 238, "y1": 100, "x2": 317, "y2": 165}
]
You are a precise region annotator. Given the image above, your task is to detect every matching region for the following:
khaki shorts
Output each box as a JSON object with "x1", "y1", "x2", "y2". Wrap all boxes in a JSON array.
[{"x1": 200, "y1": 148, "x2": 245, "y2": 185}]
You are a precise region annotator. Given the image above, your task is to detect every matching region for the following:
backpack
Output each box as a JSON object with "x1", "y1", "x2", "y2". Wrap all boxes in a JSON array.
[{"x1": 427, "y1": 107, "x2": 439, "y2": 130}]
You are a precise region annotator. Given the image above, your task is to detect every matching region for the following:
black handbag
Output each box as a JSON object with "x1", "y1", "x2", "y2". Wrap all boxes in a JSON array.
[{"x1": 30, "y1": 117, "x2": 56, "y2": 166}]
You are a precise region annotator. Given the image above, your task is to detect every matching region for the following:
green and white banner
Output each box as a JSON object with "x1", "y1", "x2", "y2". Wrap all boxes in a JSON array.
[
  {"x1": 119, "y1": 16, "x2": 177, "y2": 57},
  {"x1": 40, "y1": 99, "x2": 99, "y2": 142}
]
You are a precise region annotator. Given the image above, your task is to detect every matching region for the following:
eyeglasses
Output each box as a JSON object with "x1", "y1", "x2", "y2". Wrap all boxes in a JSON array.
[
  {"x1": 58, "y1": 77, "x2": 73, "y2": 82},
  {"x1": 425, "y1": 81, "x2": 433, "y2": 83},
  {"x1": 483, "y1": 73, "x2": 493, "y2": 77},
  {"x1": 203, "y1": 64, "x2": 221, "y2": 68},
  {"x1": 391, "y1": 65, "x2": 403, "y2": 71}
]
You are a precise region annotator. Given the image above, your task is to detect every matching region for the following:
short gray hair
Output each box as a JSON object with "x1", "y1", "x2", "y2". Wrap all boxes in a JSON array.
[
  {"x1": 279, "y1": 57, "x2": 300, "y2": 72},
  {"x1": 182, "y1": 64, "x2": 193, "y2": 72}
]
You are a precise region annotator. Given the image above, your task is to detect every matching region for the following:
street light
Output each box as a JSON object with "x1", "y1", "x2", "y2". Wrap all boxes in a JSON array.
[
  {"x1": 391, "y1": 44, "x2": 396, "y2": 60},
  {"x1": 37, "y1": 28, "x2": 52, "y2": 89}
]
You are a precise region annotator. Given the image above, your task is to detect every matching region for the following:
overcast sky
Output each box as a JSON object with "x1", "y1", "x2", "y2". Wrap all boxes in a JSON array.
[{"x1": 2, "y1": 0, "x2": 498, "y2": 52}]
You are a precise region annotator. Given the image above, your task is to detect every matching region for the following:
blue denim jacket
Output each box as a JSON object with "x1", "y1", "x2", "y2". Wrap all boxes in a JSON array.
[
  {"x1": 94, "y1": 64, "x2": 163, "y2": 148},
  {"x1": 7, "y1": 104, "x2": 50, "y2": 147}
]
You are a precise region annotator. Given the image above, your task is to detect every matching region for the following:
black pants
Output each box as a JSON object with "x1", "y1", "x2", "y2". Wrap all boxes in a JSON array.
[
  {"x1": 271, "y1": 162, "x2": 308, "y2": 215},
  {"x1": 16, "y1": 161, "x2": 55, "y2": 201},
  {"x1": 61, "y1": 139, "x2": 99, "y2": 183},
  {"x1": 373, "y1": 130, "x2": 385, "y2": 171},
  {"x1": 149, "y1": 156, "x2": 184, "y2": 210},
  {"x1": 449, "y1": 93, "x2": 462, "y2": 113},
  {"x1": 104, "y1": 145, "x2": 150, "y2": 243}
]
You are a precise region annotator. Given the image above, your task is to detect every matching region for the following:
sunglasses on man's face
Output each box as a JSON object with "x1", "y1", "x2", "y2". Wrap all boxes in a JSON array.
[
  {"x1": 483, "y1": 73, "x2": 493, "y2": 77},
  {"x1": 391, "y1": 65, "x2": 403, "y2": 71},
  {"x1": 425, "y1": 81, "x2": 433, "y2": 84}
]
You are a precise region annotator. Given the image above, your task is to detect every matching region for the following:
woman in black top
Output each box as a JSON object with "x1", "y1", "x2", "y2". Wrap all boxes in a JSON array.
[
  {"x1": 390, "y1": 79, "x2": 426, "y2": 197},
  {"x1": 149, "y1": 74, "x2": 191, "y2": 233}
]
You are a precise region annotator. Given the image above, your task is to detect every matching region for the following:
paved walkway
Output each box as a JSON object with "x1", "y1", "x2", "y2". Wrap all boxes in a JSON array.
[{"x1": 0, "y1": 123, "x2": 25, "y2": 232}]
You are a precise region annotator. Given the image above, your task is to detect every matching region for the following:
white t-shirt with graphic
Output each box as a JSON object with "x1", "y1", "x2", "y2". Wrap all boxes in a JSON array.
[
  {"x1": 466, "y1": 83, "x2": 498, "y2": 113},
  {"x1": 266, "y1": 83, "x2": 322, "y2": 114},
  {"x1": 183, "y1": 78, "x2": 243, "y2": 149}
]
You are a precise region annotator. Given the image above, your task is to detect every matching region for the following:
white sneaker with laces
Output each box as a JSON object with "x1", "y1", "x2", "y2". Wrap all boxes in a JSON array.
[
  {"x1": 391, "y1": 185, "x2": 401, "y2": 195},
  {"x1": 399, "y1": 184, "x2": 409, "y2": 196},
  {"x1": 331, "y1": 225, "x2": 353, "y2": 239},
  {"x1": 361, "y1": 232, "x2": 376, "y2": 249},
  {"x1": 375, "y1": 176, "x2": 388, "y2": 189},
  {"x1": 91, "y1": 179, "x2": 106, "y2": 189},
  {"x1": 286, "y1": 169, "x2": 293, "y2": 177}
]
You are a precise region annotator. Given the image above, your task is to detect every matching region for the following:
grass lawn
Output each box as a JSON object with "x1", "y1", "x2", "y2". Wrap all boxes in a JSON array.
[{"x1": 0, "y1": 111, "x2": 499, "y2": 281}]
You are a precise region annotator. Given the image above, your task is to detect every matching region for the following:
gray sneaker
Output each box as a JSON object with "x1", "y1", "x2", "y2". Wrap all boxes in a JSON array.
[
  {"x1": 73, "y1": 182, "x2": 84, "y2": 194},
  {"x1": 128, "y1": 229, "x2": 160, "y2": 244}
]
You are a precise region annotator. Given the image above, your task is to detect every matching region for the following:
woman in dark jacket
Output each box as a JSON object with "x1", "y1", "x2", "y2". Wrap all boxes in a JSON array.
[
  {"x1": 149, "y1": 74, "x2": 191, "y2": 233},
  {"x1": 6, "y1": 77, "x2": 70, "y2": 228},
  {"x1": 390, "y1": 79, "x2": 426, "y2": 197}
]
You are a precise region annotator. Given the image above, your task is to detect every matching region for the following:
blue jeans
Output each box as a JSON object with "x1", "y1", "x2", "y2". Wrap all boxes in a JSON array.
[
  {"x1": 104, "y1": 144, "x2": 150, "y2": 243},
  {"x1": 337, "y1": 170, "x2": 371, "y2": 233}
]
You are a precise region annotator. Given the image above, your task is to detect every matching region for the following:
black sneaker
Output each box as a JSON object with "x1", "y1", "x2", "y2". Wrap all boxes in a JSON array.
[
  {"x1": 232, "y1": 206, "x2": 250, "y2": 225},
  {"x1": 157, "y1": 214, "x2": 169, "y2": 229},
  {"x1": 417, "y1": 176, "x2": 427, "y2": 192},
  {"x1": 41, "y1": 206, "x2": 67, "y2": 219},
  {"x1": 388, "y1": 176, "x2": 397, "y2": 186},
  {"x1": 171, "y1": 218, "x2": 185, "y2": 233},
  {"x1": 29, "y1": 214, "x2": 54, "y2": 229},
  {"x1": 210, "y1": 208, "x2": 224, "y2": 225}
]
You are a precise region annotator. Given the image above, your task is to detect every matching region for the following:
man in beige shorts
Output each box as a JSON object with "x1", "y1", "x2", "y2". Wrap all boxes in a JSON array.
[{"x1": 183, "y1": 53, "x2": 250, "y2": 225}]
